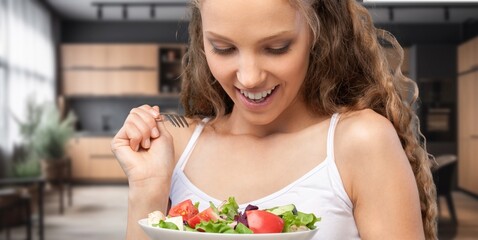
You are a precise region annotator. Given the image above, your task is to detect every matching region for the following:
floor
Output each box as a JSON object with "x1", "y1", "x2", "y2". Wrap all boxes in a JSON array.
[
  {"x1": 438, "y1": 191, "x2": 478, "y2": 240},
  {"x1": 3, "y1": 186, "x2": 478, "y2": 240},
  {"x1": 3, "y1": 185, "x2": 128, "y2": 240}
]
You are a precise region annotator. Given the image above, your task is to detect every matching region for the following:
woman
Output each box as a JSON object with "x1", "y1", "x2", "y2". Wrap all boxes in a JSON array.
[{"x1": 111, "y1": 0, "x2": 437, "y2": 239}]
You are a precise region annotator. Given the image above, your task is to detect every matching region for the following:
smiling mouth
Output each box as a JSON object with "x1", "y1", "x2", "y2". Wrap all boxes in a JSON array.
[{"x1": 239, "y1": 85, "x2": 277, "y2": 103}]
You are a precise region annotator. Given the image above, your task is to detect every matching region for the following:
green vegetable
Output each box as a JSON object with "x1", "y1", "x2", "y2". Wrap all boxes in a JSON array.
[
  {"x1": 184, "y1": 225, "x2": 197, "y2": 232},
  {"x1": 218, "y1": 197, "x2": 240, "y2": 220},
  {"x1": 195, "y1": 221, "x2": 236, "y2": 233},
  {"x1": 195, "y1": 221, "x2": 253, "y2": 234},
  {"x1": 153, "y1": 220, "x2": 180, "y2": 230},
  {"x1": 235, "y1": 223, "x2": 254, "y2": 234},
  {"x1": 267, "y1": 204, "x2": 297, "y2": 216},
  {"x1": 281, "y1": 211, "x2": 321, "y2": 232}
]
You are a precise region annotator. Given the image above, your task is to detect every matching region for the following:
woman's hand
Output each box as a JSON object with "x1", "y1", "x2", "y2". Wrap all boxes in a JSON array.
[
  {"x1": 112, "y1": 104, "x2": 174, "y2": 240},
  {"x1": 111, "y1": 105, "x2": 175, "y2": 186}
]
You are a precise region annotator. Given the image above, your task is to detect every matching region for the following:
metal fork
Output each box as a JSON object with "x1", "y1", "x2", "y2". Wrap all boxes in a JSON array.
[{"x1": 156, "y1": 113, "x2": 189, "y2": 128}]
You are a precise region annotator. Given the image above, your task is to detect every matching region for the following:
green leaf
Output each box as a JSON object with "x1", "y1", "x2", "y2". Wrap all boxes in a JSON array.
[
  {"x1": 184, "y1": 225, "x2": 197, "y2": 232},
  {"x1": 195, "y1": 221, "x2": 237, "y2": 233},
  {"x1": 235, "y1": 223, "x2": 253, "y2": 234},
  {"x1": 153, "y1": 220, "x2": 179, "y2": 230},
  {"x1": 218, "y1": 196, "x2": 239, "y2": 220},
  {"x1": 281, "y1": 211, "x2": 320, "y2": 232}
]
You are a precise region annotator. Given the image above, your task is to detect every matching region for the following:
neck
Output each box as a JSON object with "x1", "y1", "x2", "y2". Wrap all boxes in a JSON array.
[{"x1": 216, "y1": 99, "x2": 327, "y2": 138}]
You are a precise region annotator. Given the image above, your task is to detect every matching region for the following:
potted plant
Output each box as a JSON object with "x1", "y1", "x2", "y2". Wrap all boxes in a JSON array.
[
  {"x1": 31, "y1": 104, "x2": 76, "y2": 180},
  {"x1": 12, "y1": 99, "x2": 76, "y2": 179},
  {"x1": 10, "y1": 98, "x2": 44, "y2": 178}
]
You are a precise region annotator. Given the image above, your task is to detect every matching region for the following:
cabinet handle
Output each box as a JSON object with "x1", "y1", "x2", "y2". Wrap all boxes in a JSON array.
[{"x1": 471, "y1": 135, "x2": 478, "y2": 139}]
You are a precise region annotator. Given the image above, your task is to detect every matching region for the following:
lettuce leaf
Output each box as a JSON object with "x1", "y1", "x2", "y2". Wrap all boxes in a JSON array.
[
  {"x1": 218, "y1": 197, "x2": 240, "y2": 220},
  {"x1": 195, "y1": 221, "x2": 236, "y2": 233},
  {"x1": 195, "y1": 221, "x2": 253, "y2": 234},
  {"x1": 281, "y1": 211, "x2": 320, "y2": 232},
  {"x1": 152, "y1": 220, "x2": 179, "y2": 230},
  {"x1": 235, "y1": 223, "x2": 254, "y2": 234}
]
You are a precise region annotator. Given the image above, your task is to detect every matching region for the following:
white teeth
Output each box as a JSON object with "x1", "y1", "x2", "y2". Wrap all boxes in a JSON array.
[
  {"x1": 240, "y1": 86, "x2": 276, "y2": 101},
  {"x1": 247, "y1": 92, "x2": 255, "y2": 99}
]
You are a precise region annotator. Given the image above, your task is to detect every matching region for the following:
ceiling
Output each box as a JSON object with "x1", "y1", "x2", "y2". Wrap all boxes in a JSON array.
[
  {"x1": 45, "y1": 0, "x2": 191, "y2": 21},
  {"x1": 44, "y1": 0, "x2": 478, "y2": 23}
]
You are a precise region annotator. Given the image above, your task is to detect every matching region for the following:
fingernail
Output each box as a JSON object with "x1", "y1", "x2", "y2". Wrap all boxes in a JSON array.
[
  {"x1": 150, "y1": 110, "x2": 159, "y2": 117},
  {"x1": 144, "y1": 138, "x2": 150, "y2": 148},
  {"x1": 151, "y1": 128, "x2": 159, "y2": 138}
]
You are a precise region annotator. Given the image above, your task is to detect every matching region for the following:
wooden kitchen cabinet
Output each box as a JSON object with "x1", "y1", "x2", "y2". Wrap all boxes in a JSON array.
[
  {"x1": 61, "y1": 43, "x2": 187, "y2": 96},
  {"x1": 63, "y1": 70, "x2": 158, "y2": 96},
  {"x1": 458, "y1": 36, "x2": 478, "y2": 74},
  {"x1": 66, "y1": 137, "x2": 90, "y2": 179},
  {"x1": 458, "y1": 71, "x2": 478, "y2": 195},
  {"x1": 61, "y1": 44, "x2": 161, "y2": 96},
  {"x1": 66, "y1": 137, "x2": 126, "y2": 182},
  {"x1": 62, "y1": 44, "x2": 158, "y2": 69},
  {"x1": 458, "y1": 137, "x2": 478, "y2": 195},
  {"x1": 106, "y1": 44, "x2": 158, "y2": 68},
  {"x1": 62, "y1": 44, "x2": 108, "y2": 69}
]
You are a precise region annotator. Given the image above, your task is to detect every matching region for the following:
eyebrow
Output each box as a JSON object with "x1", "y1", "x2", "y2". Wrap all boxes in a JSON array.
[{"x1": 205, "y1": 30, "x2": 295, "y2": 44}]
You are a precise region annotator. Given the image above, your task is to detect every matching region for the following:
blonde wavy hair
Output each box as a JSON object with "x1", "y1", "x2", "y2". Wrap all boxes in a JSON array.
[{"x1": 181, "y1": 0, "x2": 437, "y2": 239}]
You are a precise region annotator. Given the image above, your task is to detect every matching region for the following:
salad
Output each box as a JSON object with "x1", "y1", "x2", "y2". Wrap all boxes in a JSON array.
[{"x1": 147, "y1": 197, "x2": 320, "y2": 234}]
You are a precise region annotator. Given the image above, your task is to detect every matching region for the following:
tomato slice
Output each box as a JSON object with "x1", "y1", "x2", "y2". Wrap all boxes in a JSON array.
[
  {"x1": 168, "y1": 199, "x2": 199, "y2": 221},
  {"x1": 246, "y1": 210, "x2": 284, "y2": 233},
  {"x1": 186, "y1": 207, "x2": 220, "y2": 228}
]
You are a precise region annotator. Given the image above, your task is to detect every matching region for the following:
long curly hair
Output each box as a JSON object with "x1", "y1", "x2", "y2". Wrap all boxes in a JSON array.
[{"x1": 181, "y1": 0, "x2": 437, "y2": 239}]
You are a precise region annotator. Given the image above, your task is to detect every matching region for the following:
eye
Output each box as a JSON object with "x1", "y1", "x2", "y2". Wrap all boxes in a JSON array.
[
  {"x1": 211, "y1": 46, "x2": 236, "y2": 55},
  {"x1": 266, "y1": 43, "x2": 291, "y2": 55}
]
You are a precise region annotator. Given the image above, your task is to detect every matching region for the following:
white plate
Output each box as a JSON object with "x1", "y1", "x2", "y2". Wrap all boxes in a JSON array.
[{"x1": 138, "y1": 218, "x2": 319, "y2": 240}]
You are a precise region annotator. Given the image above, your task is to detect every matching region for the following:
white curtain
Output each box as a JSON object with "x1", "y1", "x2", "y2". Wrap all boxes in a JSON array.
[{"x1": 0, "y1": 0, "x2": 56, "y2": 153}]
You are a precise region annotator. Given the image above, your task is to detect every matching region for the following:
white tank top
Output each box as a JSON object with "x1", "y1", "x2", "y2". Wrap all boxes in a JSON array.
[{"x1": 169, "y1": 113, "x2": 361, "y2": 239}]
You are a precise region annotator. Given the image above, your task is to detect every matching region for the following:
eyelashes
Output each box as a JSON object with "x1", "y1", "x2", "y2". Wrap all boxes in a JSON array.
[
  {"x1": 210, "y1": 42, "x2": 291, "y2": 56},
  {"x1": 211, "y1": 47, "x2": 236, "y2": 55},
  {"x1": 266, "y1": 45, "x2": 290, "y2": 55}
]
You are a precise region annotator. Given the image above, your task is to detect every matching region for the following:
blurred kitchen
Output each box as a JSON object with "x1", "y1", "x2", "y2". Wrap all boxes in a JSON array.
[{"x1": 0, "y1": 0, "x2": 477, "y2": 239}]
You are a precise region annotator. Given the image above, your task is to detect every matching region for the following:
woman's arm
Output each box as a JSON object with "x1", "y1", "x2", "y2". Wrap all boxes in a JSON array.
[
  {"x1": 126, "y1": 178, "x2": 170, "y2": 240},
  {"x1": 111, "y1": 105, "x2": 176, "y2": 240},
  {"x1": 336, "y1": 109, "x2": 425, "y2": 240}
]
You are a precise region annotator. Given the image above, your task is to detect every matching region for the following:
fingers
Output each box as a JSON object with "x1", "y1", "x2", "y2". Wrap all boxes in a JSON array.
[{"x1": 122, "y1": 105, "x2": 163, "y2": 151}]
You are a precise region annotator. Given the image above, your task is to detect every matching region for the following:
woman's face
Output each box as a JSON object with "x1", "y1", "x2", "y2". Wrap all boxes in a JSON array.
[{"x1": 201, "y1": 0, "x2": 311, "y2": 125}]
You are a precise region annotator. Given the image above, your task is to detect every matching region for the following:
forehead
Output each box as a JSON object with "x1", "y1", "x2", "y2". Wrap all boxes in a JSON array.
[{"x1": 200, "y1": 0, "x2": 301, "y2": 34}]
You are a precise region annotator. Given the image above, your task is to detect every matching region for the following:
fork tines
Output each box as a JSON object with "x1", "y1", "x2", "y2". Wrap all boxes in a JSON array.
[{"x1": 161, "y1": 113, "x2": 189, "y2": 128}]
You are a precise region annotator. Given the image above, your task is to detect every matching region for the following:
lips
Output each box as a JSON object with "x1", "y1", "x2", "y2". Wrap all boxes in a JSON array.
[{"x1": 239, "y1": 86, "x2": 277, "y2": 103}]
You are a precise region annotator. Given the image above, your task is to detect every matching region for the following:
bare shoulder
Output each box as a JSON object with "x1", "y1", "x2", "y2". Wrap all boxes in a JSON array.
[
  {"x1": 337, "y1": 108, "x2": 397, "y2": 146},
  {"x1": 334, "y1": 108, "x2": 413, "y2": 198},
  {"x1": 334, "y1": 111, "x2": 424, "y2": 238}
]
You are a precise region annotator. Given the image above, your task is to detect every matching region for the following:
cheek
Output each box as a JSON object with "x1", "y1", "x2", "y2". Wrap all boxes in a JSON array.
[
  {"x1": 205, "y1": 53, "x2": 235, "y2": 84},
  {"x1": 272, "y1": 52, "x2": 309, "y2": 86}
]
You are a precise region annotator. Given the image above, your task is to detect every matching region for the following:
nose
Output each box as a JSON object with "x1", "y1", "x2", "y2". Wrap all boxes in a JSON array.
[{"x1": 236, "y1": 53, "x2": 266, "y2": 88}]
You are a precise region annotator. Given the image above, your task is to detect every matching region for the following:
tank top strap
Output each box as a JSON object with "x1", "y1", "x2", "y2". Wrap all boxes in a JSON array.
[
  {"x1": 176, "y1": 118, "x2": 210, "y2": 171},
  {"x1": 326, "y1": 113, "x2": 340, "y2": 161},
  {"x1": 325, "y1": 113, "x2": 353, "y2": 209}
]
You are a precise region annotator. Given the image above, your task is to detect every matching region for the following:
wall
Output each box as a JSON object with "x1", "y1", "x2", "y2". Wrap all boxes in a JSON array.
[
  {"x1": 61, "y1": 21, "x2": 189, "y2": 43},
  {"x1": 377, "y1": 23, "x2": 462, "y2": 46},
  {"x1": 67, "y1": 96, "x2": 182, "y2": 134}
]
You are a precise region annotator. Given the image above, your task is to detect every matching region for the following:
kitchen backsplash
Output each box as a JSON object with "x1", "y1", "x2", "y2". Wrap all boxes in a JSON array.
[{"x1": 67, "y1": 96, "x2": 183, "y2": 134}]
